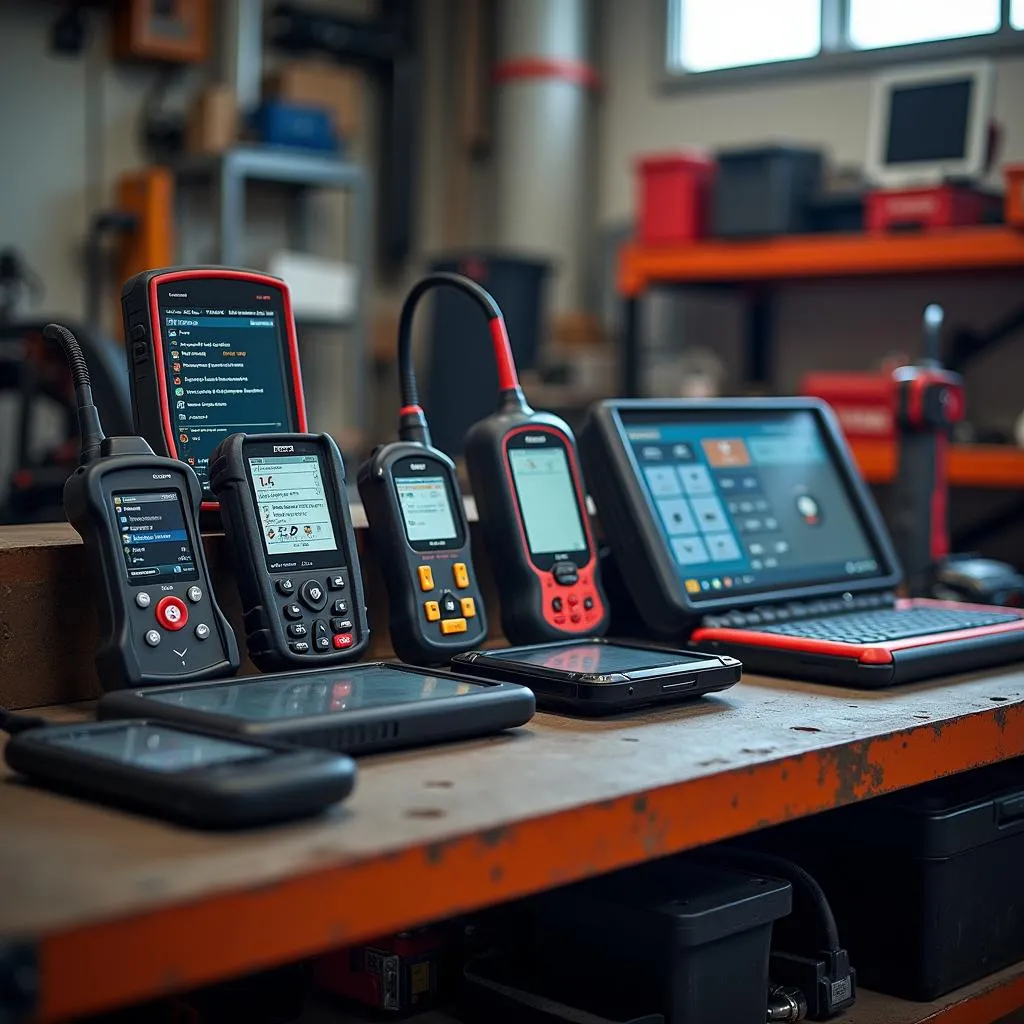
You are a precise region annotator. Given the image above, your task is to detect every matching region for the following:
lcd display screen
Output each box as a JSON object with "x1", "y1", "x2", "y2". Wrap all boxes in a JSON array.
[
  {"x1": 396, "y1": 475, "x2": 458, "y2": 543},
  {"x1": 508, "y1": 447, "x2": 587, "y2": 555},
  {"x1": 249, "y1": 454, "x2": 338, "y2": 560},
  {"x1": 113, "y1": 489, "x2": 199, "y2": 584}
]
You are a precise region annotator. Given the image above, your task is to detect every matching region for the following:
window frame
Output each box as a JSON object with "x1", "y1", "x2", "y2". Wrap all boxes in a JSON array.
[{"x1": 662, "y1": 0, "x2": 1024, "y2": 88}]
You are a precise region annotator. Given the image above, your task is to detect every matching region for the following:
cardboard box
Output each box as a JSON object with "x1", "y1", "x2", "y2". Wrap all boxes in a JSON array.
[
  {"x1": 186, "y1": 84, "x2": 237, "y2": 155},
  {"x1": 263, "y1": 61, "x2": 363, "y2": 141}
]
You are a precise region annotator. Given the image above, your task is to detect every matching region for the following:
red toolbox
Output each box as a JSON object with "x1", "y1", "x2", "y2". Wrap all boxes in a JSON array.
[{"x1": 636, "y1": 153, "x2": 715, "y2": 246}]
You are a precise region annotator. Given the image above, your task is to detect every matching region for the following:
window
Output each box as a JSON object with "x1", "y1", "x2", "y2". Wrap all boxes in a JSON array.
[{"x1": 666, "y1": 0, "x2": 1024, "y2": 77}]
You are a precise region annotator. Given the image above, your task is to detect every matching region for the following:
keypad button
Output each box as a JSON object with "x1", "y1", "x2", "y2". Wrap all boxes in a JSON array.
[
  {"x1": 186, "y1": 585, "x2": 203, "y2": 603},
  {"x1": 418, "y1": 565, "x2": 435, "y2": 592},
  {"x1": 424, "y1": 601, "x2": 441, "y2": 622},
  {"x1": 333, "y1": 633, "x2": 354, "y2": 650},
  {"x1": 552, "y1": 597, "x2": 563, "y2": 613},
  {"x1": 553, "y1": 562, "x2": 579, "y2": 586},
  {"x1": 284, "y1": 603, "x2": 304, "y2": 621},
  {"x1": 583, "y1": 596, "x2": 594, "y2": 611},
  {"x1": 135, "y1": 591, "x2": 152, "y2": 609},
  {"x1": 327, "y1": 574, "x2": 346, "y2": 590},
  {"x1": 440, "y1": 617, "x2": 468, "y2": 635},
  {"x1": 313, "y1": 619, "x2": 329, "y2": 638},
  {"x1": 276, "y1": 578, "x2": 296, "y2": 597},
  {"x1": 290, "y1": 641, "x2": 311, "y2": 655},
  {"x1": 312, "y1": 619, "x2": 331, "y2": 651},
  {"x1": 568, "y1": 594, "x2": 579, "y2": 607},
  {"x1": 460, "y1": 597, "x2": 476, "y2": 618},
  {"x1": 453, "y1": 562, "x2": 470, "y2": 589},
  {"x1": 314, "y1": 635, "x2": 331, "y2": 652},
  {"x1": 144, "y1": 629, "x2": 161, "y2": 647},
  {"x1": 331, "y1": 599, "x2": 349, "y2": 616},
  {"x1": 441, "y1": 592, "x2": 459, "y2": 617},
  {"x1": 554, "y1": 615, "x2": 566, "y2": 626},
  {"x1": 570, "y1": 613, "x2": 582, "y2": 624},
  {"x1": 194, "y1": 623, "x2": 210, "y2": 640},
  {"x1": 287, "y1": 623, "x2": 308, "y2": 638},
  {"x1": 331, "y1": 617, "x2": 354, "y2": 632},
  {"x1": 155, "y1": 596, "x2": 188, "y2": 631},
  {"x1": 300, "y1": 580, "x2": 328, "y2": 611}
]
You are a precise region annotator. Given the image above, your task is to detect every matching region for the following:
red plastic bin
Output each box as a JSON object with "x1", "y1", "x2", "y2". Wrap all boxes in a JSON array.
[{"x1": 637, "y1": 152, "x2": 715, "y2": 246}]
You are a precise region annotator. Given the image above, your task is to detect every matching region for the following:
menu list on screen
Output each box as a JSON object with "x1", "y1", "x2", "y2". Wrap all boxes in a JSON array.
[{"x1": 113, "y1": 490, "x2": 199, "y2": 584}]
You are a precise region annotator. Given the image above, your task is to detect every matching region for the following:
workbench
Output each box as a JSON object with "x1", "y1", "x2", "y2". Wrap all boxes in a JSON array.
[{"x1": 2, "y1": 524, "x2": 1023, "y2": 1022}]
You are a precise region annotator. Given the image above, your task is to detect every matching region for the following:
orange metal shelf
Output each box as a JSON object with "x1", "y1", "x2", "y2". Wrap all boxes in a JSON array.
[
  {"x1": 619, "y1": 226, "x2": 1024, "y2": 296},
  {"x1": 2, "y1": 674, "x2": 1023, "y2": 1021},
  {"x1": 852, "y1": 441, "x2": 1024, "y2": 488}
]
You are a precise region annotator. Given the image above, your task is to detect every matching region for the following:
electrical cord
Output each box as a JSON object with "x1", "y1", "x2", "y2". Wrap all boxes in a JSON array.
[{"x1": 42, "y1": 323, "x2": 106, "y2": 466}]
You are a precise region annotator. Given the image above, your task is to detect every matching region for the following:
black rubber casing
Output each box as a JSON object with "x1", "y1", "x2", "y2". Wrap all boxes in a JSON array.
[
  {"x1": 63, "y1": 439, "x2": 239, "y2": 689},
  {"x1": 208, "y1": 432, "x2": 369, "y2": 672},
  {"x1": 464, "y1": 407, "x2": 610, "y2": 645},
  {"x1": 357, "y1": 443, "x2": 487, "y2": 665}
]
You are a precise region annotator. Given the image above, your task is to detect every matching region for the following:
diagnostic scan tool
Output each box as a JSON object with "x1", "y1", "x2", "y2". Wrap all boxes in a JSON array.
[
  {"x1": 121, "y1": 267, "x2": 307, "y2": 507},
  {"x1": 210, "y1": 432, "x2": 369, "y2": 671}
]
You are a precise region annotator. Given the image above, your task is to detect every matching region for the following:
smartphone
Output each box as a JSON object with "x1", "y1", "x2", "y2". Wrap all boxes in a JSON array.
[
  {"x1": 4, "y1": 720, "x2": 356, "y2": 828},
  {"x1": 452, "y1": 639, "x2": 742, "y2": 715}
]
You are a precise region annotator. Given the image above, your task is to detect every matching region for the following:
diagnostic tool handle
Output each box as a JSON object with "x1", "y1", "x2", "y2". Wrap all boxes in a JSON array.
[{"x1": 892, "y1": 366, "x2": 965, "y2": 596}]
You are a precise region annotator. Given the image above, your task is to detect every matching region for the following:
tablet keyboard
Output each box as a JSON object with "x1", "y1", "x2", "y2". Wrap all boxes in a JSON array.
[{"x1": 758, "y1": 607, "x2": 1019, "y2": 645}]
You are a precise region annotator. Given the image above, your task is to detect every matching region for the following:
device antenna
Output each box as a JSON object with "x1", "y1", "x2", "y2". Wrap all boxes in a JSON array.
[
  {"x1": 922, "y1": 303, "x2": 944, "y2": 365},
  {"x1": 43, "y1": 323, "x2": 106, "y2": 466}
]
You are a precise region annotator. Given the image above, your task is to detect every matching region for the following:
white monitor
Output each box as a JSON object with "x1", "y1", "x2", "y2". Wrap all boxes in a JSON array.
[{"x1": 866, "y1": 60, "x2": 995, "y2": 188}]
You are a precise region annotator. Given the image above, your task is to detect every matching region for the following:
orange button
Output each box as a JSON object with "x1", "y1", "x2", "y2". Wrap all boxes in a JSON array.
[
  {"x1": 424, "y1": 600, "x2": 441, "y2": 622},
  {"x1": 440, "y1": 617, "x2": 468, "y2": 635},
  {"x1": 417, "y1": 565, "x2": 434, "y2": 592},
  {"x1": 460, "y1": 597, "x2": 476, "y2": 618},
  {"x1": 453, "y1": 562, "x2": 470, "y2": 589}
]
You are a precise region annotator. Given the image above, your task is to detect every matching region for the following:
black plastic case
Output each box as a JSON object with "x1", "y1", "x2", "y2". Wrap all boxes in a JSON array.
[
  {"x1": 517, "y1": 859, "x2": 792, "y2": 1024},
  {"x1": 767, "y1": 757, "x2": 1024, "y2": 1000},
  {"x1": 209, "y1": 432, "x2": 369, "y2": 671},
  {"x1": 464, "y1": 407, "x2": 610, "y2": 644}
]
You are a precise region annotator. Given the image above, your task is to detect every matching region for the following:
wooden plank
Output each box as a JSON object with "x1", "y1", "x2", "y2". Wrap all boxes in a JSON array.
[
  {"x1": 618, "y1": 226, "x2": 1024, "y2": 296},
  {"x1": 847, "y1": 962, "x2": 1024, "y2": 1024},
  {"x1": 0, "y1": 673, "x2": 1021, "y2": 1019},
  {"x1": 851, "y1": 440, "x2": 1024, "y2": 489}
]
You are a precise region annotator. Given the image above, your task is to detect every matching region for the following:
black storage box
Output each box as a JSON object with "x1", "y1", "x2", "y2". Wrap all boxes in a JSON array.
[
  {"x1": 766, "y1": 757, "x2": 1024, "y2": 1000},
  {"x1": 520, "y1": 859, "x2": 792, "y2": 1024},
  {"x1": 713, "y1": 145, "x2": 823, "y2": 237}
]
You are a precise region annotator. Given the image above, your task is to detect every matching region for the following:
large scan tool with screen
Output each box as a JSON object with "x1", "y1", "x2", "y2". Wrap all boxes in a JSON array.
[
  {"x1": 580, "y1": 398, "x2": 1024, "y2": 687},
  {"x1": 210, "y1": 432, "x2": 369, "y2": 671},
  {"x1": 357, "y1": 275, "x2": 488, "y2": 665},
  {"x1": 121, "y1": 267, "x2": 307, "y2": 510}
]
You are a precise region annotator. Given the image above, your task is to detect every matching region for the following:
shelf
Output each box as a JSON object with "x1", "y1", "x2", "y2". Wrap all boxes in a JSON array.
[
  {"x1": 847, "y1": 961, "x2": 1024, "y2": 1024},
  {"x1": 175, "y1": 146, "x2": 366, "y2": 189},
  {"x1": 2, "y1": 672, "x2": 1022, "y2": 1021},
  {"x1": 851, "y1": 441, "x2": 1024, "y2": 488},
  {"x1": 619, "y1": 226, "x2": 1024, "y2": 296}
]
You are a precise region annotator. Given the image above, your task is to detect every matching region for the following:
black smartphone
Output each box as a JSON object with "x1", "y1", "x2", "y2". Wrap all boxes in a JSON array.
[
  {"x1": 98, "y1": 662, "x2": 535, "y2": 755},
  {"x1": 3, "y1": 720, "x2": 356, "y2": 828},
  {"x1": 452, "y1": 639, "x2": 741, "y2": 715}
]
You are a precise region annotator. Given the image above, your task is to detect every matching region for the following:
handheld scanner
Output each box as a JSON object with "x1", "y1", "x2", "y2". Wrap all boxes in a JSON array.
[
  {"x1": 47, "y1": 324, "x2": 239, "y2": 690},
  {"x1": 891, "y1": 304, "x2": 966, "y2": 596},
  {"x1": 456, "y1": 284, "x2": 609, "y2": 645},
  {"x1": 210, "y1": 433, "x2": 370, "y2": 671},
  {"x1": 357, "y1": 275, "x2": 488, "y2": 666},
  {"x1": 120, "y1": 267, "x2": 308, "y2": 510}
]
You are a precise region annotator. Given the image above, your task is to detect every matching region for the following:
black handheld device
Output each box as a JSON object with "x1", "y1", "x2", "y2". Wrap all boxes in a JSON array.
[
  {"x1": 47, "y1": 324, "x2": 239, "y2": 689},
  {"x1": 453, "y1": 275, "x2": 609, "y2": 644},
  {"x1": 209, "y1": 432, "x2": 370, "y2": 670},
  {"x1": 120, "y1": 267, "x2": 308, "y2": 508},
  {"x1": 357, "y1": 276, "x2": 488, "y2": 665},
  {"x1": 4, "y1": 719, "x2": 356, "y2": 828},
  {"x1": 452, "y1": 639, "x2": 740, "y2": 715}
]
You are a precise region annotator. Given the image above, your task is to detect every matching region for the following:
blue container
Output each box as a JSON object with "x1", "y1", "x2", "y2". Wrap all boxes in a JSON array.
[{"x1": 249, "y1": 101, "x2": 339, "y2": 153}]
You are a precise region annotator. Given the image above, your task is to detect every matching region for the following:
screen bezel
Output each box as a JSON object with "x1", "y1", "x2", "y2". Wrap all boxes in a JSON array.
[
  {"x1": 107, "y1": 482, "x2": 202, "y2": 587},
  {"x1": 242, "y1": 438, "x2": 346, "y2": 573},
  {"x1": 606, "y1": 398, "x2": 902, "y2": 615},
  {"x1": 148, "y1": 269, "x2": 308, "y2": 507},
  {"x1": 865, "y1": 59, "x2": 994, "y2": 188},
  {"x1": 390, "y1": 455, "x2": 467, "y2": 553},
  {"x1": 504, "y1": 428, "x2": 591, "y2": 571}
]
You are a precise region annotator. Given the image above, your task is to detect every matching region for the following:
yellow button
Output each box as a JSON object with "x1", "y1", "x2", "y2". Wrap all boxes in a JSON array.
[
  {"x1": 440, "y1": 617, "x2": 468, "y2": 635},
  {"x1": 453, "y1": 562, "x2": 470, "y2": 589},
  {"x1": 417, "y1": 565, "x2": 434, "y2": 592},
  {"x1": 424, "y1": 600, "x2": 441, "y2": 622},
  {"x1": 460, "y1": 597, "x2": 476, "y2": 618}
]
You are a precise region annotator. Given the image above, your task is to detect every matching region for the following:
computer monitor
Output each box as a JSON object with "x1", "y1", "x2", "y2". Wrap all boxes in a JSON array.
[{"x1": 866, "y1": 60, "x2": 994, "y2": 188}]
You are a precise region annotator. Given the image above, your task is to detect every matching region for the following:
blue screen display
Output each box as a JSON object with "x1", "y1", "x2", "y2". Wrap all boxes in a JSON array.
[{"x1": 621, "y1": 409, "x2": 882, "y2": 602}]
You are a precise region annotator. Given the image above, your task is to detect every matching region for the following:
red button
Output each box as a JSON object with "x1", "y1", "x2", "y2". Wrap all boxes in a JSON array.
[
  {"x1": 333, "y1": 633, "x2": 353, "y2": 649},
  {"x1": 554, "y1": 615, "x2": 566, "y2": 625},
  {"x1": 155, "y1": 596, "x2": 188, "y2": 631},
  {"x1": 571, "y1": 613, "x2": 582, "y2": 624},
  {"x1": 568, "y1": 594, "x2": 579, "y2": 606}
]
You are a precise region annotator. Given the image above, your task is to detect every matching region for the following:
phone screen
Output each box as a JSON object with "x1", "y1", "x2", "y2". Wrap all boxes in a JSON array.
[{"x1": 37, "y1": 723, "x2": 269, "y2": 773}]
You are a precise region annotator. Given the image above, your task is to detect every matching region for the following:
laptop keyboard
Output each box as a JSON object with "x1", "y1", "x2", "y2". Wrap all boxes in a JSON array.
[{"x1": 757, "y1": 607, "x2": 1019, "y2": 645}]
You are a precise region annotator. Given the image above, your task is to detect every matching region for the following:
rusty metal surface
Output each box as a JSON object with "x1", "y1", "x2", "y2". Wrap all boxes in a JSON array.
[{"x1": 0, "y1": 672, "x2": 1019, "y2": 1019}]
